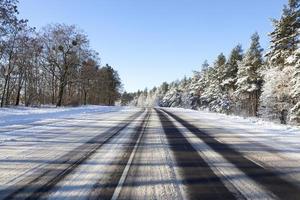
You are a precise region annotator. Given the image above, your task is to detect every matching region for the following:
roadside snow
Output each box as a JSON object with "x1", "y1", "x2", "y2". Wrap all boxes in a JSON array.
[
  {"x1": 0, "y1": 106, "x2": 123, "y2": 127},
  {"x1": 166, "y1": 108, "x2": 300, "y2": 136}
]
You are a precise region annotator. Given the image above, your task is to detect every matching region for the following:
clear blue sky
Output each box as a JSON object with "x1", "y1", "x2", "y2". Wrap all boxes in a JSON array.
[{"x1": 19, "y1": 0, "x2": 286, "y2": 92}]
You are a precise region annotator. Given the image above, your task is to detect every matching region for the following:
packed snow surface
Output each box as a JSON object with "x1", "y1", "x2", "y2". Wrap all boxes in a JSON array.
[
  {"x1": 1, "y1": 106, "x2": 300, "y2": 199},
  {"x1": 165, "y1": 108, "x2": 300, "y2": 158}
]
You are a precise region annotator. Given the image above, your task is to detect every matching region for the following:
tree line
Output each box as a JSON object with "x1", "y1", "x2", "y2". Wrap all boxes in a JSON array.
[
  {"x1": 124, "y1": 0, "x2": 300, "y2": 125},
  {"x1": 0, "y1": 0, "x2": 122, "y2": 107}
]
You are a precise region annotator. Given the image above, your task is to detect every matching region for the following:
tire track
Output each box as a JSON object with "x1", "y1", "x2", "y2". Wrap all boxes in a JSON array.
[
  {"x1": 162, "y1": 109, "x2": 300, "y2": 200},
  {"x1": 88, "y1": 109, "x2": 151, "y2": 200},
  {"x1": 111, "y1": 109, "x2": 151, "y2": 200},
  {"x1": 155, "y1": 109, "x2": 236, "y2": 200},
  {"x1": 114, "y1": 109, "x2": 186, "y2": 200},
  {"x1": 0, "y1": 110, "x2": 144, "y2": 200}
]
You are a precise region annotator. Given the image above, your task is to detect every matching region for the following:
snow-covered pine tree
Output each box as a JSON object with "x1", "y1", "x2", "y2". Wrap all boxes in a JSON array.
[
  {"x1": 197, "y1": 60, "x2": 212, "y2": 109},
  {"x1": 160, "y1": 79, "x2": 183, "y2": 108},
  {"x1": 188, "y1": 71, "x2": 201, "y2": 98},
  {"x1": 160, "y1": 82, "x2": 169, "y2": 95},
  {"x1": 261, "y1": 0, "x2": 300, "y2": 124},
  {"x1": 186, "y1": 62, "x2": 210, "y2": 110},
  {"x1": 179, "y1": 76, "x2": 197, "y2": 109},
  {"x1": 204, "y1": 53, "x2": 229, "y2": 113},
  {"x1": 215, "y1": 53, "x2": 227, "y2": 84},
  {"x1": 235, "y1": 33, "x2": 264, "y2": 116},
  {"x1": 221, "y1": 45, "x2": 243, "y2": 113},
  {"x1": 290, "y1": 50, "x2": 300, "y2": 123},
  {"x1": 266, "y1": 0, "x2": 300, "y2": 67}
]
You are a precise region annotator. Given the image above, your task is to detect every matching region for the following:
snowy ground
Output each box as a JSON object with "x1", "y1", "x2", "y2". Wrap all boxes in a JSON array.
[
  {"x1": 0, "y1": 105, "x2": 123, "y2": 126},
  {"x1": 0, "y1": 106, "x2": 124, "y2": 144}
]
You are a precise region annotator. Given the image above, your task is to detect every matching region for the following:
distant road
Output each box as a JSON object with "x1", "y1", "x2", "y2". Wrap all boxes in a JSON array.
[{"x1": 0, "y1": 108, "x2": 300, "y2": 200}]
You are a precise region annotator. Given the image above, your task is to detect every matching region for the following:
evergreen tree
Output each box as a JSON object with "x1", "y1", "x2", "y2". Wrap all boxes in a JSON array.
[
  {"x1": 222, "y1": 45, "x2": 243, "y2": 91},
  {"x1": 266, "y1": 0, "x2": 300, "y2": 67},
  {"x1": 215, "y1": 53, "x2": 227, "y2": 85},
  {"x1": 261, "y1": 0, "x2": 300, "y2": 123},
  {"x1": 160, "y1": 82, "x2": 169, "y2": 94},
  {"x1": 290, "y1": 51, "x2": 300, "y2": 123},
  {"x1": 120, "y1": 92, "x2": 134, "y2": 106},
  {"x1": 197, "y1": 60, "x2": 211, "y2": 107},
  {"x1": 221, "y1": 45, "x2": 243, "y2": 113},
  {"x1": 235, "y1": 33, "x2": 264, "y2": 116},
  {"x1": 205, "y1": 53, "x2": 229, "y2": 113},
  {"x1": 199, "y1": 64, "x2": 215, "y2": 109}
]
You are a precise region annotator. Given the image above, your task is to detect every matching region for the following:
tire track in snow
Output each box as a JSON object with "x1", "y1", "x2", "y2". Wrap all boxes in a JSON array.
[
  {"x1": 110, "y1": 109, "x2": 151, "y2": 200},
  {"x1": 114, "y1": 109, "x2": 186, "y2": 200},
  {"x1": 162, "y1": 109, "x2": 300, "y2": 200},
  {"x1": 155, "y1": 109, "x2": 236, "y2": 200},
  {"x1": 0, "y1": 110, "x2": 144, "y2": 200},
  {"x1": 87, "y1": 109, "x2": 151, "y2": 200},
  {"x1": 161, "y1": 110, "x2": 275, "y2": 199}
]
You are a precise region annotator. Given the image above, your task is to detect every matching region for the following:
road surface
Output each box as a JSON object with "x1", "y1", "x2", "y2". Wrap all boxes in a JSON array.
[{"x1": 0, "y1": 107, "x2": 300, "y2": 200}]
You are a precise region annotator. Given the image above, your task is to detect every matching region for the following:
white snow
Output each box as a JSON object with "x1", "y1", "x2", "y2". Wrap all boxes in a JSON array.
[{"x1": 0, "y1": 105, "x2": 122, "y2": 127}]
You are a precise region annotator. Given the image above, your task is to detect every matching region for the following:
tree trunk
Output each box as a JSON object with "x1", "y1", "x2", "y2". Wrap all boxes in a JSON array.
[
  {"x1": 83, "y1": 90, "x2": 87, "y2": 105},
  {"x1": 5, "y1": 76, "x2": 10, "y2": 106},
  {"x1": 15, "y1": 74, "x2": 23, "y2": 106},
  {"x1": 0, "y1": 75, "x2": 9, "y2": 107},
  {"x1": 251, "y1": 91, "x2": 259, "y2": 117},
  {"x1": 56, "y1": 79, "x2": 65, "y2": 107},
  {"x1": 56, "y1": 69, "x2": 68, "y2": 107},
  {"x1": 15, "y1": 85, "x2": 22, "y2": 106}
]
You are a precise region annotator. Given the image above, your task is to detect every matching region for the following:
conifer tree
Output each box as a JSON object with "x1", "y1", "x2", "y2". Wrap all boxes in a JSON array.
[
  {"x1": 235, "y1": 33, "x2": 264, "y2": 116},
  {"x1": 207, "y1": 54, "x2": 228, "y2": 112},
  {"x1": 221, "y1": 45, "x2": 243, "y2": 113},
  {"x1": 261, "y1": 0, "x2": 300, "y2": 123},
  {"x1": 222, "y1": 45, "x2": 243, "y2": 91},
  {"x1": 290, "y1": 51, "x2": 300, "y2": 123},
  {"x1": 266, "y1": 0, "x2": 300, "y2": 67}
]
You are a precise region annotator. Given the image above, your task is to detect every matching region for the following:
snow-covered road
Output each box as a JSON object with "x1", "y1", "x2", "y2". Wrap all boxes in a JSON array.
[{"x1": 0, "y1": 106, "x2": 300, "y2": 199}]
